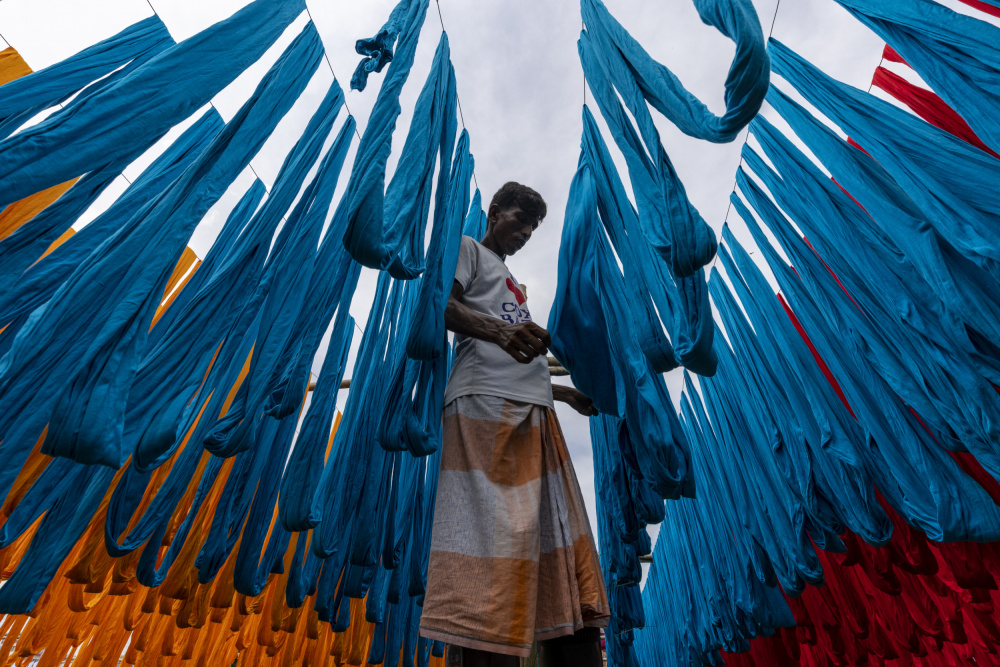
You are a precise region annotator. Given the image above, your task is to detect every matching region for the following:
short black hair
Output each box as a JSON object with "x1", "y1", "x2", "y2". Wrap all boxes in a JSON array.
[{"x1": 489, "y1": 182, "x2": 547, "y2": 224}]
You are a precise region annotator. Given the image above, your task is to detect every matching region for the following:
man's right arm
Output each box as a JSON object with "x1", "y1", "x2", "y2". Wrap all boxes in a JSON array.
[{"x1": 444, "y1": 280, "x2": 551, "y2": 364}]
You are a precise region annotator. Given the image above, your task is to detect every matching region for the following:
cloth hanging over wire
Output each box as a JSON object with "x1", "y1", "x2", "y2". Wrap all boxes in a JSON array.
[
  {"x1": 550, "y1": 128, "x2": 694, "y2": 499},
  {"x1": 341, "y1": 0, "x2": 436, "y2": 276},
  {"x1": 763, "y1": 81, "x2": 1000, "y2": 390},
  {"x1": 580, "y1": 0, "x2": 768, "y2": 143},
  {"x1": 203, "y1": 103, "x2": 356, "y2": 459},
  {"x1": 832, "y1": 0, "x2": 1000, "y2": 155},
  {"x1": 0, "y1": 110, "x2": 225, "y2": 336},
  {"x1": 0, "y1": 0, "x2": 306, "y2": 209},
  {"x1": 768, "y1": 38, "x2": 1000, "y2": 280},
  {"x1": 871, "y1": 66, "x2": 999, "y2": 158},
  {"x1": 0, "y1": 16, "x2": 174, "y2": 140},
  {"x1": 0, "y1": 23, "x2": 324, "y2": 503},
  {"x1": 577, "y1": 33, "x2": 716, "y2": 375}
]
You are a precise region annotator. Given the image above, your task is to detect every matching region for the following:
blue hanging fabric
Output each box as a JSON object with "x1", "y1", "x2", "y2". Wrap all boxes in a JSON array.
[
  {"x1": 578, "y1": 16, "x2": 716, "y2": 280},
  {"x1": 832, "y1": 0, "x2": 1000, "y2": 155},
  {"x1": 144, "y1": 175, "x2": 265, "y2": 350},
  {"x1": 581, "y1": 106, "x2": 677, "y2": 374},
  {"x1": 550, "y1": 135, "x2": 694, "y2": 499},
  {"x1": 278, "y1": 309, "x2": 354, "y2": 532},
  {"x1": 733, "y1": 172, "x2": 1000, "y2": 536},
  {"x1": 578, "y1": 25, "x2": 717, "y2": 376},
  {"x1": 763, "y1": 84, "x2": 1000, "y2": 385},
  {"x1": 713, "y1": 229, "x2": 892, "y2": 548},
  {"x1": 746, "y1": 115, "x2": 1000, "y2": 436},
  {"x1": 548, "y1": 146, "x2": 623, "y2": 417},
  {"x1": 0, "y1": 22, "x2": 323, "y2": 507},
  {"x1": 202, "y1": 108, "x2": 356, "y2": 459},
  {"x1": 123, "y1": 181, "x2": 266, "y2": 471},
  {"x1": 768, "y1": 39, "x2": 1000, "y2": 280},
  {"x1": 0, "y1": 16, "x2": 174, "y2": 140},
  {"x1": 345, "y1": 24, "x2": 469, "y2": 282},
  {"x1": 0, "y1": 110, "x2": 225, "y2": 334},
  {"x1": 580, "y1": 0, "x2": 768, "y2": 143},
  {"x1": 383, "y1": 134, "x2": 470, "y2": 455},
  {"x1": 460, "y1": 188, "x2": 486, "y2": 239},
  {"x1": 351, "y1": 0, "x2": 415, "y2": 92},
  {"x1": 0, "y1": 0, "x2": 307, "y2": 209}
]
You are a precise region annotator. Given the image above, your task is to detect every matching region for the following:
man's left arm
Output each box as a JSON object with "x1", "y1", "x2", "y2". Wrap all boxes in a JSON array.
[{"x1": 552, "y1": 384, "x2": 599, "y2": 417}]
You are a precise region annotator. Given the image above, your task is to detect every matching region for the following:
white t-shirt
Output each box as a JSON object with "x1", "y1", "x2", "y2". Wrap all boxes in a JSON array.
[{"x1": 443, "y1": 236, "x2": 554, "y2": 409}]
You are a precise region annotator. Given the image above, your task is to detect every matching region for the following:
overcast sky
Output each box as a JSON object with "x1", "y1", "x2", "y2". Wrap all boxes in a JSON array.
[{"x1": 3, "y1": 0, "x2": 997, "y2": 554}]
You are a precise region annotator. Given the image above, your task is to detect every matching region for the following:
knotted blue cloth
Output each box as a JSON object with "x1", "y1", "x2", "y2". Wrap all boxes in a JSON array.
[
  {"x1": 581, "y1": 0, "x2": 768, "y2": 143},
  {"x1": 351, "y1": 0, "x2": 416, "y2": 92}
]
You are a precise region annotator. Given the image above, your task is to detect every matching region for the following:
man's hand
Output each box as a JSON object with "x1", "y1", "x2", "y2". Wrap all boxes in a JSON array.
[
  {"x1": 552, "y1": 385, "x2": 599, "y2": 417},
  {"x1": 497, "y1": 321, "x2": 551, "y2": 364}
]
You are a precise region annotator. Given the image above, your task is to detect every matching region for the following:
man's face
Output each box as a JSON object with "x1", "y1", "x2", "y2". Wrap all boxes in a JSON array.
[{"x1": 488, "y1": 204, "x2": 539, "y2": 256}]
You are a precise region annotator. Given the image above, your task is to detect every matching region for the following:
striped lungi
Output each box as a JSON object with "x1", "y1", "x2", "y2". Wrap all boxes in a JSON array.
[{"x1": 418, "y1": 394, "x2": 609, "y2": 657}]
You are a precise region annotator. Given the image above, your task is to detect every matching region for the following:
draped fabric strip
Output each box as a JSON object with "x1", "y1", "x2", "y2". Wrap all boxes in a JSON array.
[{"x1": 0, "y1": 0, "x2": 476, "y2": 663}]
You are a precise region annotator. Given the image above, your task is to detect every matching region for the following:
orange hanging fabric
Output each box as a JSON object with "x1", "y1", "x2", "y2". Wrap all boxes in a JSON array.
[
  {"x1": 0, "y1": 48, "x2": 79, "y2": 242},
  {"x1": 0, "y1": 47, "x2": 31, "y2": 86}
]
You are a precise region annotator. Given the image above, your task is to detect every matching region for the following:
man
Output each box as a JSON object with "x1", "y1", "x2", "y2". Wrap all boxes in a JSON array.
[{"x1": 419, "y1": 183, "x2": 609, "y2": 667}]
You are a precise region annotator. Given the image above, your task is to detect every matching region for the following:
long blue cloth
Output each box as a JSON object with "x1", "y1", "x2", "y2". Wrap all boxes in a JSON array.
[
  {"x1": 768, "y1": 38, "x2": 1000, "y2": 280},
  {"x1": 833, "y1": 0, "x2": 1000, "y2": 154},
  {"x1": 0, "y1": 23, "x2": 323, "y2": 508},
  {"x1": 578, "y1": 28, "x2": 717, "y2": 376},
  {"x1": 341, "y1": 0, "x2": 433, "y2": 274},
  {"x1": 203, "y1": 106, "x2": 355, "y2": 459},
  {"x1": 0, "y1": 0, "x2": 306, "y2": 208},
  {"x1": 0, "y1": 16, "x2": 174, "y2": 140},
  {"x1": 763, "y1": 84, "x2": 1000, "y2": 385},
  {"x1": 0, "y1": 111, "x2": 225, "y2": 332},
  {"x1": 580, "y1": 0, "x2": 768, "y2": 144},
  {"x1": 551, "y1": 142, "x2": 694, "y2": 499}
]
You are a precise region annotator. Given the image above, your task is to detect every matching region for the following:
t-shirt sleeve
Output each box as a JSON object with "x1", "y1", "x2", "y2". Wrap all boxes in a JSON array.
[{"x1": 453, "y1": 236, "x2": 478, "y2": 292}]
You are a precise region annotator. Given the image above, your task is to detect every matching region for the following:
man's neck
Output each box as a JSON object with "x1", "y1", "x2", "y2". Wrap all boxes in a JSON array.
[{"x1": 478, "y1": 233, "x2": 506, "y2": 261}]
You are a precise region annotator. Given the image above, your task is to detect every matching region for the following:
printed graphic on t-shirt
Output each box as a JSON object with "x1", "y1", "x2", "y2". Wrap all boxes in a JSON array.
[{"x1": 501, "y1": 277, "x2": 531, "y2": 325}]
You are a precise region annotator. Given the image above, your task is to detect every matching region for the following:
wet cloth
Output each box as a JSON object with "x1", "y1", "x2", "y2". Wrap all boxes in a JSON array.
[
  {"x1": 444, "y1": 236, "x2": 553, "y2": 409},
  {"x1": 419, "y1": 394, "x2": 609, "y2": 657}
]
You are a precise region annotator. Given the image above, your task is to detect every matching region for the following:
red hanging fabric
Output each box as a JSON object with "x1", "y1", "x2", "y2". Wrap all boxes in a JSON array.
[
  {"x1": 882, "y1": 44, "x2": 907, "y2": 66},
  {"x1": 872, "y1": 66, "x2": 1000, "y2": 159},
  {"x1": 957, "y1": 0, "x2": 1000, "y2": 19}
]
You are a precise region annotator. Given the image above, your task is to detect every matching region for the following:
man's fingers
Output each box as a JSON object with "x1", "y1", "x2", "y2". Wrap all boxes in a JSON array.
[
  {"x1": 507, "y1": 337, "x2": 538, "y2": 363},
  {"x1": 513, "y1": 330, "x2": 548, "y2": 355},
  {"x1": 525, "y1": 322, "x2": 552, "y2": 347}
]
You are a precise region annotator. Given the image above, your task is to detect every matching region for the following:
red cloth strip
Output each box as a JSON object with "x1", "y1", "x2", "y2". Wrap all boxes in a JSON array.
[{"x1": 872, "y1": 66, "x2": 1000, "y2": 158}]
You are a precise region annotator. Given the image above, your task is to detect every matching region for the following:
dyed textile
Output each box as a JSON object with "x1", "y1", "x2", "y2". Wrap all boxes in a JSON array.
[
  {"x1": 341, "y1": 0, "x2": 432, "y2": 274},
  {"x1": 580, "y1": 0, "x2": 768, "y2": 144},
  {"x1": 769, "y1": 38, "x2": 1000, "y2": 278},
  {"x1": 420, "y1": 394, "x2": 609, "y2": 657},
  {"x1": 872, "y1": 66, "x2": 999, "y2": 158},
  {"x1": 0, "y1": 47, "x2": 31, "y2": 85},
  {"x1": 0, "y1": 16, "x2": 173, "y2": 140},
  {"x1": 834, "y1": 0, "x2": 1000, "y2": 154},
  {"x1": 0, "y1": 0, "x2": 306, "y2": 208}
]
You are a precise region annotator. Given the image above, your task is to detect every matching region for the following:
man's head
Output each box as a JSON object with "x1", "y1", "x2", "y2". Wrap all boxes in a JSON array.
[{"x1": 483, "y1": 182, "x2": 547, "y2": 256}]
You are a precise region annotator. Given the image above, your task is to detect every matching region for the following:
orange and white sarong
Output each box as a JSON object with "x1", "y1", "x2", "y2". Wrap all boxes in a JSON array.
[{"x1": 419, "y1": 394, "x2": 609, "y2": 657}]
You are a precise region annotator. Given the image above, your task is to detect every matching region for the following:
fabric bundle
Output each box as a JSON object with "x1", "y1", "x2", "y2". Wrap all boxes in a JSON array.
[
  {"x1": 600, "y1": 3, "x2": 1000, "y2": 664},
  {"x1": 0, "y1": 0, "x2": 473, "y2": 663}
]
